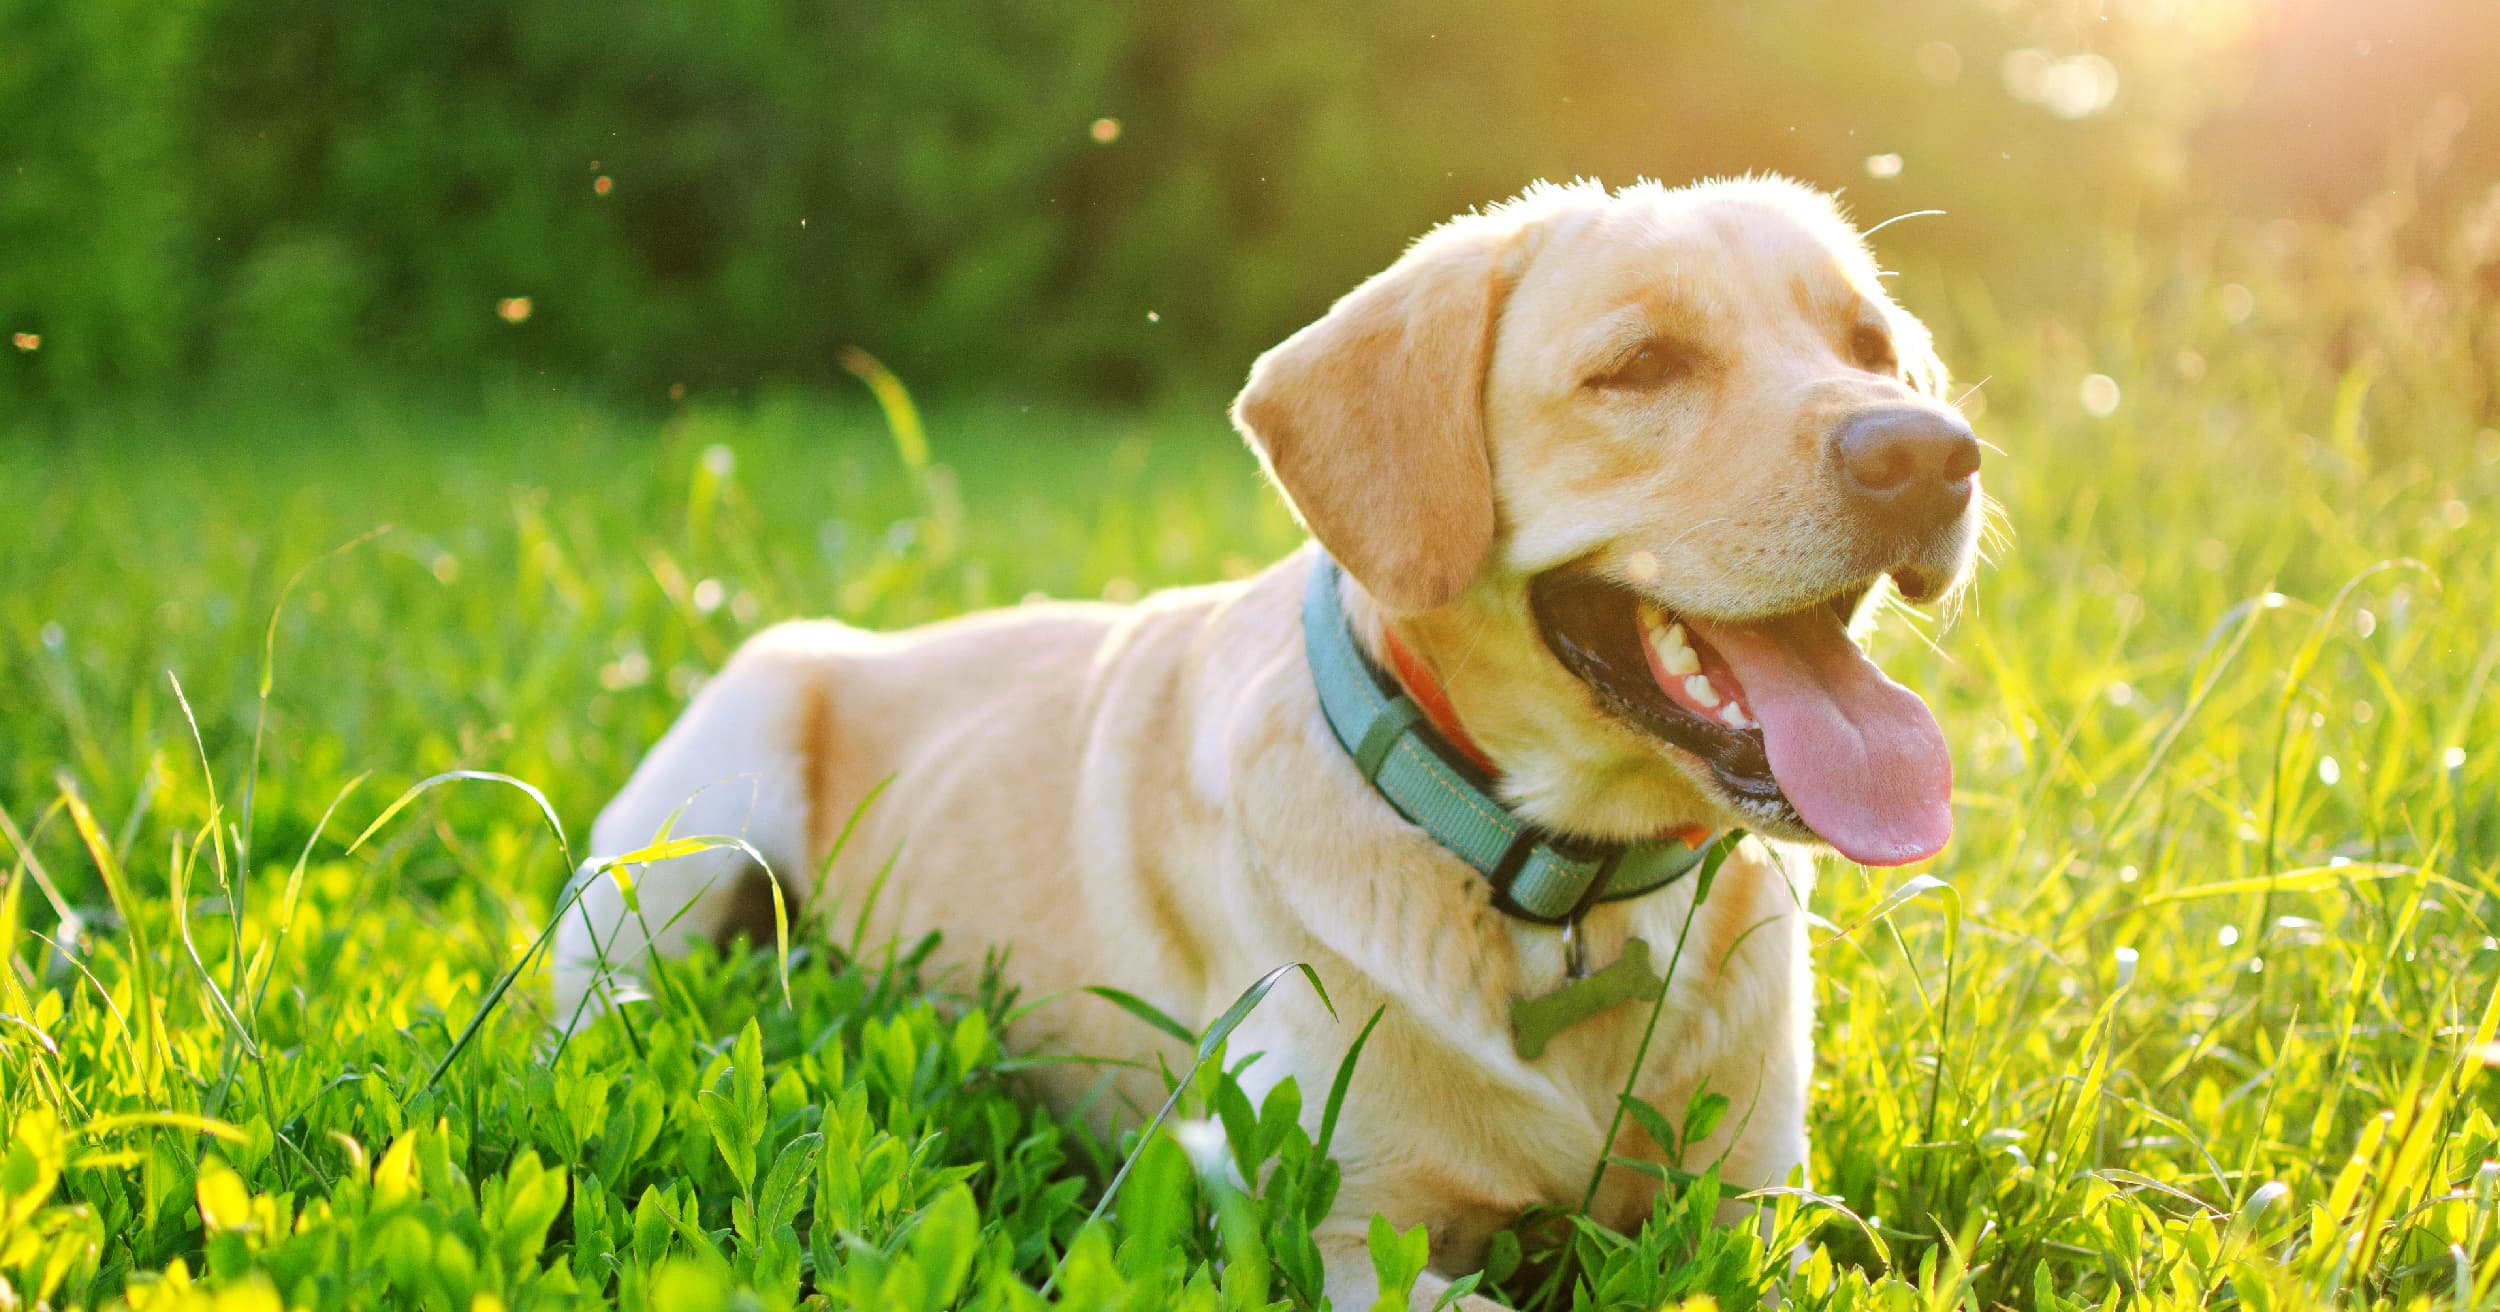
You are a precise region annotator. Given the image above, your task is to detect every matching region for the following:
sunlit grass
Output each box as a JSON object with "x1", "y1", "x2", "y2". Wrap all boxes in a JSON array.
[{"x1": 3, "y1": 191, "x2": 2497, "y2": 1310}]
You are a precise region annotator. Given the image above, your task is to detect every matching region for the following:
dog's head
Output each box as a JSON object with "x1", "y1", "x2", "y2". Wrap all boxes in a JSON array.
[{"x1": 1233, "y1": 177, "x2": 1989, "y2": 865}]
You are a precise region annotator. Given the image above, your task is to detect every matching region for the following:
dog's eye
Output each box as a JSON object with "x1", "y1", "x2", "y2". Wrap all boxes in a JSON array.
[
  {"x1": 1851, "y1": 324, "x2": 1898, "y2": 374},
  {"x1": 1590, "y1": 339, "x2": 1697, "y2": 390}
]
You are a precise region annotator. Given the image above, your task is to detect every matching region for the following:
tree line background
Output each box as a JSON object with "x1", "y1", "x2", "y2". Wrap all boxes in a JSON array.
[{"x1": 4, "y1": 0, "x2": 2496, "y2": 408}]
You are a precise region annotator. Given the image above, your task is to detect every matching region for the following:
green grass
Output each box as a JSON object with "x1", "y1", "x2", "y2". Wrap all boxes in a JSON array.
[{"x1": 5, "y1": 194, "x2": 2499, "y2": 1312}]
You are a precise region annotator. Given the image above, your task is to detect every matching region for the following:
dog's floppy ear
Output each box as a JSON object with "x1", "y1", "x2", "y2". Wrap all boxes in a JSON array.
[{"x1": 1232, "y1": 221, "x2": 1518, "y2": 614}]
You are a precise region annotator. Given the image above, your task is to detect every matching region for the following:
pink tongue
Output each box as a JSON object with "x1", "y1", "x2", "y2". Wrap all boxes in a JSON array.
[{"x1": 1684, "y1": 610, "x2": 1953, "y2": 866}]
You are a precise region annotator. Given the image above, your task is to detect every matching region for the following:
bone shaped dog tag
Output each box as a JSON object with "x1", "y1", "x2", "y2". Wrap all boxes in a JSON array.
[{"x1": 1509, "y1": 936, "x2": 1667, "y2": 1060}]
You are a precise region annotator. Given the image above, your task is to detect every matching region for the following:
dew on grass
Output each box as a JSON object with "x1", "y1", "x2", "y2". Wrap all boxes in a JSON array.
[
  {"x1": 2118, "y1": 864, "x2": 2139, "y2": 883},
  {"x1": 702, "y1": 444, "x2": 735, "y2": 477},
  {"x1": 593, "y1": 175, "x2": 613, "y2": 196},
  {"x1": 2113, "y1": 946, "x2": 2138, "y2": 989},
  {"x1": 496, "y1": 297, "x2": 533, "y2": 324},
  {"x1": 10, "y1": 331, "x2": 36, "y2": 352},
  {"x1": 2441, "y1": 499, "x2": 2469, "y2": 528},
  {"x1": 1865, "y1": 153, "x2": 1904, "y2": 179},
  {"x1": 2351, "y1": 699, "x2": 2374, "y2": 723},
  {"x1": 2353, "y1": 608, "x2": 2375, "y2": 638},
  {"x1": 2002, "y1": 49, "x2": 2118, "y2": 118},
  {"x1": 2217, "y1": 924, "x2": 2239, "y2": 947},
  {"x1": 2045, "y1": 55, "x2": 2119, "y2": 119},
  {"x1": 2079, "y1": 374, "x2": 2121, "y2": 416},
  {"x1": 2443, "y1": 746, "x2": 2467, "y2": 770},
  {"x1": 2218, "y1": 283, "x2": 2255, "y2": 323},
  {"x1": 1089, "y1": 117, "x2": 1122, "y2": 144},
  {"x1": 692, "y1": 578, "x2": 726, "y2": 613},
  {"x1": 432, "y1": 554, "x2": 460, "y2": 584},
  {"x1": 2317, "y1": 756, "x2": 2340, "y2": 786},
  {"x1": 599, "y1": 649, "x2": 651, "y2": 690}
]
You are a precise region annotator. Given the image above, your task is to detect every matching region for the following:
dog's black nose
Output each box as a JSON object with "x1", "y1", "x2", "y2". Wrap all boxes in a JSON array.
[{"x1": 1835, "y1": 406, "x2": 1980, "y2": 531}]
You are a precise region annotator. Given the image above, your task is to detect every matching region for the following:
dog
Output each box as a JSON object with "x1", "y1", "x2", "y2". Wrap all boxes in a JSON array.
[{"x1": 554, "y1": 176, "x2": 1984, "y2": 1309}]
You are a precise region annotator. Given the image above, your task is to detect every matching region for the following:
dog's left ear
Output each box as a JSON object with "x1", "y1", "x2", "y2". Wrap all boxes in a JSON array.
[{"x1": 1232, "y1": 220, "x2": 1521, "y2": 614}]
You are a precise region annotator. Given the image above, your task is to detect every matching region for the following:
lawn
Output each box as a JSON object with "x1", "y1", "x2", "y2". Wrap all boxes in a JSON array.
[{"x1": 4, "y1": 196, "x2": 2498, "y2": 1310}]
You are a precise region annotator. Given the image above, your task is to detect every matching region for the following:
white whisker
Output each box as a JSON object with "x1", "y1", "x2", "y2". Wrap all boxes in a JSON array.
[{"x1": 1861, "y1": 208, "x2": 1947, "y2": 238}]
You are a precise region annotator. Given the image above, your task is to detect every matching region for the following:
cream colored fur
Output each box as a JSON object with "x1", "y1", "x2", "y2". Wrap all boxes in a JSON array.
[{"x1": 554, "y1": 176, "x2": 1978, "y2": 1310}]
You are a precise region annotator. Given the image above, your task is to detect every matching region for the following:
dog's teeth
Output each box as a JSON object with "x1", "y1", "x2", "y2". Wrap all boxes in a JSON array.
[
  {"x1": 1720, "y1": 703, "x2": 1753, "y2": 730},
  {"x1": 1652, "y1": 623, "x2": 1700, "y2": 676},
  {"x1": 1650, "y1": 627, "x2": 1690, "y2": 674},
  {"x1": 1683, "y1": 674, "x2": 1721, "y2": 707}
]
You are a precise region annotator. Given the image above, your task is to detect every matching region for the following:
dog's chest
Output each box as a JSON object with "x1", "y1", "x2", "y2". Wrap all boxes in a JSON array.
[{"x1": 1481, "y1": 848, "x2": 1804, "y2": 1168}]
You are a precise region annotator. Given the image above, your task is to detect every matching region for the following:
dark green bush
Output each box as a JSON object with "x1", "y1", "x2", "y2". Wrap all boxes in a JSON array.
[{"x1": 3, "y1": 0, "x2": 2495, "y2": 405}]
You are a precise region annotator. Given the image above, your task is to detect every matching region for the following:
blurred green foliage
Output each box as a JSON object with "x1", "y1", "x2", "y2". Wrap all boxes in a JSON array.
[{"x1": 4, "y1": 0, "x2": 2496, "y2": 406}]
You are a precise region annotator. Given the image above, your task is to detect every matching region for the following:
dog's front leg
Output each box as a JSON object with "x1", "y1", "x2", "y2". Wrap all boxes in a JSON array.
[
  {"x1": 554, "y1": 628, "x2": 830, "y2": 1028},
  {"x1": 1316, "y1": 1226, "x2": 1508, "y2": 1312}
]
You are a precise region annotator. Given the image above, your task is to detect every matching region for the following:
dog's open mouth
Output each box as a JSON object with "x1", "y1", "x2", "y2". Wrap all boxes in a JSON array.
[{"x1": 1529, "y1": 571, "x2": 1953, "y2": 866}]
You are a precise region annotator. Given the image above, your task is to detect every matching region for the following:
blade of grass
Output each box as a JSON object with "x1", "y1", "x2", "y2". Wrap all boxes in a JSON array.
[
  {"x1": 1580, "y1": 832, "x2": 1742, "y2": 1215},
  {"x1": 59, "y1": 778, "x2": 172, "y2": 1089}
]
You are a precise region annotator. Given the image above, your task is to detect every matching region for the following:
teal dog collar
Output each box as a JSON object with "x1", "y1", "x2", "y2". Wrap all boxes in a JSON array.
[{"x1": 1302, "y1": 555, "x2": 1713, "y2": 924}]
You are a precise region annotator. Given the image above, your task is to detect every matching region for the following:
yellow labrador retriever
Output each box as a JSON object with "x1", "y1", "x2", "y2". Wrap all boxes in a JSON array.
[{"x1": 555, "y1": 176, "x2": 1982, "y2": 1308}]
